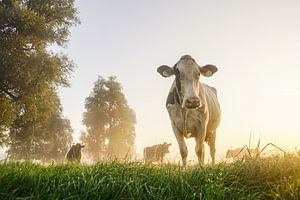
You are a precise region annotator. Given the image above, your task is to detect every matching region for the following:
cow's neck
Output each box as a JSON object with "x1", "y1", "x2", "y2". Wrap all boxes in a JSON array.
[
  {"x1": 174, "y1": 83, "x2": 206, "y2": 138},
  {"x1": 173, "y1": 86, "x2": 190, "y2": 138},
  {"x1": 198, "y1": 83, "x2": 206, "y2": 108}
]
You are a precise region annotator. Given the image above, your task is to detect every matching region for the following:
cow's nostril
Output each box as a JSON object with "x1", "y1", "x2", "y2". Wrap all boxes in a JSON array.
[
  {"x1": 187, "y1": 97, "x2": 199, "y2": 104},
  {"x1": 185, "y1": 97, "x2": 201, "y2": 109}
]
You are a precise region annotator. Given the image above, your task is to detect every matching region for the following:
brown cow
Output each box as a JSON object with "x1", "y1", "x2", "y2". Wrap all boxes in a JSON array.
[
  {"x1": 226, "y1": 148, "x2": 259, "y2": 160},
  {"x1": 144, "y1": 142, "x2": 171, "y2": 163}
]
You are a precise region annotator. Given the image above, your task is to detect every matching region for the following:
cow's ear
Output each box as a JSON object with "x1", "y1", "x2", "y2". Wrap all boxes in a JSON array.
[
  {"x1": 199, "y1": 64, "x2": 218, "y2": 77},
  {"x1": 157, "y1": 65, "x2": 174, "y2": 77}
]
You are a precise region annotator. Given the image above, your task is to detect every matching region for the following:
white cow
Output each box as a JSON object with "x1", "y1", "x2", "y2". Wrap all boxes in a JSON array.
[{"x1": 157, "y1": 55, "x2": 221, "y2": 166}]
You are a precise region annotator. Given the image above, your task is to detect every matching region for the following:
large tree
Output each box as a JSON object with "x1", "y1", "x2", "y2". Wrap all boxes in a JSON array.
[
  {"x1": 0, "y1": 0, "x2": 79, "y2": 160},
  {"x1": 8, "y1": 88, "x2": 73, "y2": 161},
  {"x1": 81, "y1": 76, "x2": 136, "y2": 161}
]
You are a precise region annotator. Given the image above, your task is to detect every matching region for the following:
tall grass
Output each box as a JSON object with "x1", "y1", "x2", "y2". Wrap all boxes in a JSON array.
[{"x1": 1, "y1": 155, "x2": 300, "y2": 199}]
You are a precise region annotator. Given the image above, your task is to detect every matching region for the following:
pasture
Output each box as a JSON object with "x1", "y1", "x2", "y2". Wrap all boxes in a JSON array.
[{"x1": 1, "y1": 155, "x2": 300, "y2": 200}]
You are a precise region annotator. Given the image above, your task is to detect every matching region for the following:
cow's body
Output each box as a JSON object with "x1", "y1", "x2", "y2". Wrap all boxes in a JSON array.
[
  {"x1": 167, "y1": 82, "x2": 220, "y2": 140},
  {"x1": 157, "y1": 55, "x2": 221, "y2": 166},
  {"x1": 144, "y1": 142, "x2": 171, "y2": 163},
  {"x1": 66, "y1": 143, "x2": 85, "y2": 163}
]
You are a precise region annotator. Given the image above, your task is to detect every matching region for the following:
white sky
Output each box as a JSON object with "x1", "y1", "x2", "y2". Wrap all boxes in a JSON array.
[{"x1": 57, "y1": 0, "x2": 300, "y2": 163}]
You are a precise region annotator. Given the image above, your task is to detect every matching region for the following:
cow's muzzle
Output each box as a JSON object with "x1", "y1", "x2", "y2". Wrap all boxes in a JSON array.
[{"x1": 184, "y1": 96, "x2": 201, "y2": 109}]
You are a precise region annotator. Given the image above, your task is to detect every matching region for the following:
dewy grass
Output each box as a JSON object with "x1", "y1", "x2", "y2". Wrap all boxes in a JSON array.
[{"x1": 1, "y1": 155, "x2": 300, "y2": 200}]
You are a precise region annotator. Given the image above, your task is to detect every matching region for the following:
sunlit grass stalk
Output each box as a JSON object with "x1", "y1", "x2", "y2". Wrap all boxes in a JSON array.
[{"x1": 0, "y1": 155, "x2": 300, "y2": 200}]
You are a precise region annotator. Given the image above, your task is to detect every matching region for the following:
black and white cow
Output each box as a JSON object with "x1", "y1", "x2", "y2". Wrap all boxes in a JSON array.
[
  {"x1": 157, "y1": 55, "x2": 221, "y2": 166},
  {"x1": 66, "y1": 143, "x2": 85, "y2": 163},
  {"x1": 143, "y1": 142, "x2": 171, "y2": 163}
]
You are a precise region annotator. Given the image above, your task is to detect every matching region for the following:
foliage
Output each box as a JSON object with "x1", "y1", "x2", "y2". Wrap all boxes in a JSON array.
[
  {"x1": 7, "y1": 88, "x2": 73, "y2": 161},
  {"x1": 0, "y1": 0, "x2": 79, "y2": 160},
  {"x1": 80, "y1": 76, "x2": 136, "y2": 161},
  {"x1": 1, "y1": 155, "x2": 300, "y2": 199}
]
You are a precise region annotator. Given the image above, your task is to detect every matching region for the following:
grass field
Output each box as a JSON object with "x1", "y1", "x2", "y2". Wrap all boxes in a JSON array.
[{"x1": 0, "y1": 155, "x2": 300, "y2": 200}]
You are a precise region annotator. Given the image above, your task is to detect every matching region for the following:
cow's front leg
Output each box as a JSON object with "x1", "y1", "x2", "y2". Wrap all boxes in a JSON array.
[
  {"x1": 195, "y1": 126, "x2": 206, "y2": 165},
  {"x1": 195, "y1": 141, "x2": 205, "y2": 165},
  {"x1": 176, "y1": 134, "x2": 188, "y2": 167},
  {"x1": 171, "y1": 121, "x2": 188, "y2": 167}
]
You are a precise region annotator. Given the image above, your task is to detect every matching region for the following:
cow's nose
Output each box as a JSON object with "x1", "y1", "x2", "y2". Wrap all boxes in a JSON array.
[{"x1": 185, "y1": 97, "x2": 200, "y2": 109}]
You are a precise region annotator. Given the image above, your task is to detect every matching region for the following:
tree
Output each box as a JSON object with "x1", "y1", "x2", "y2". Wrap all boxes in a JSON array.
[
  {"x1": 0, "y1": 0, "x2": 79, "y2": 160},
  {"x1": 81, "y1": 76, "x2": 136, "y2": 161},
  {"x1": 8, "y1": 88, "x2": 73, "y2": 161}
]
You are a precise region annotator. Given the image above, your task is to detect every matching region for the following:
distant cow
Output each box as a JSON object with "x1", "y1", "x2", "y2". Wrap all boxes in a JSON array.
[
  {"x1": 66, "y1": 143, "x2": 85, "y2": 163},
  {"x1": 157, "y1": 55, "x2": 221, "y2": 166},
  {"x1": 144, "y1": 142, "x2": 171, "y2": 163},
  {"x1": 226, "y1": 148, "x2": 259, "y2": 160}
]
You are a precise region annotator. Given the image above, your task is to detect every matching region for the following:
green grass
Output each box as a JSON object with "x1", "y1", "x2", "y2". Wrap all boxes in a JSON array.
[{"x1": 1, "y1": 155, "x2": 300, "y2": 200}]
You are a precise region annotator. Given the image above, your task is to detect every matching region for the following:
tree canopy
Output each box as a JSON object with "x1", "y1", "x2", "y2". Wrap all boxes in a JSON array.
[
  {"x1": 0, "y1": 0, "x2": 79, "y2": 161},
  {"x1": 81, "y1": 76, "x2": 136, "y2": 161}
]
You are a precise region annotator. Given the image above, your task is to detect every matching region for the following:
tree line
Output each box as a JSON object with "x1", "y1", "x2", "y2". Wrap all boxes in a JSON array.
[{"x1": 0, "y1": 0, "x2": 136, "y2": 162}]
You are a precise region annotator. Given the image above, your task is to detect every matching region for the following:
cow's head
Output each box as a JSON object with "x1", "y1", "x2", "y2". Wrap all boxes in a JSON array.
[
  {"x1": 157, "y1": 55, "x2": 218, "y2": 109},
  {"x1": 75, "y1": 143, "x2": 85, "y2": 150},
  {"x1": 163, "y1": 142, "x2": 172, "y2": 153}
]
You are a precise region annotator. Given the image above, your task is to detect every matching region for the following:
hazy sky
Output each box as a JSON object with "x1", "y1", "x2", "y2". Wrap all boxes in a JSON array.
[{"x1": 58, "y1": 0, "x2": 300, "y2": 162}]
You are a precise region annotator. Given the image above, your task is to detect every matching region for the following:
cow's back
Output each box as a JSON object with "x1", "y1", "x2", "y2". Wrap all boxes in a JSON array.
[{"x1": 202, "y1": 84, "x2": 221, "y2": 133}]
